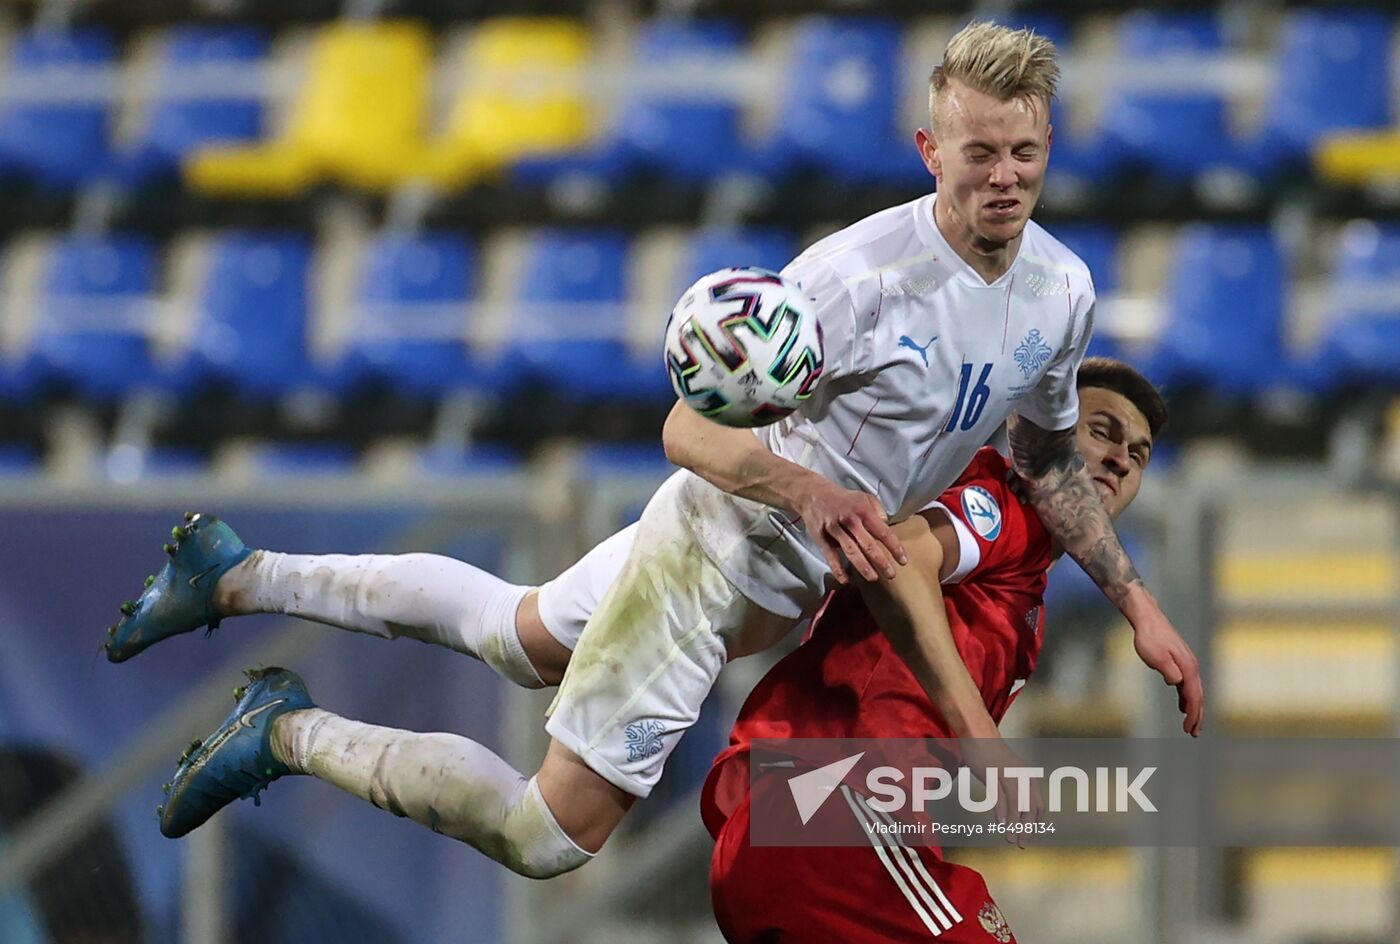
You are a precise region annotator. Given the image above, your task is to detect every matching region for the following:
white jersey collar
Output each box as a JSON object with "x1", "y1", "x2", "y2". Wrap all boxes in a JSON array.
[{"x1": 916, "y1": 192, "x2": 1027, "y2": 290}]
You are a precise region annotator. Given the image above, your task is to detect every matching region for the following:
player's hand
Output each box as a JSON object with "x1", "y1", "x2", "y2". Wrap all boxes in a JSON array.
[
  {"x1": 1131, "y1": 608, "x2": 1204, "y2": 737},
  {"x1": 793, "y1": 478, "x2": 906, "y2": 583}
]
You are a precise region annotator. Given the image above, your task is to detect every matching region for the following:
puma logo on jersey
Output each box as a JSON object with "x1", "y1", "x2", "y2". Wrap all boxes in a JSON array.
[{"x1": 897, "y1": 334, "x2": 939, "y2": 367}]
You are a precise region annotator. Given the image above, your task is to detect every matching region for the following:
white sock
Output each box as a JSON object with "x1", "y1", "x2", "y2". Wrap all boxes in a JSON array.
[
  {"x1": 272, "y1": 708, "x2": 593, "y2": 878},
  {"x1": 219, "y1": 551, "x2": 543, "y2": 688}
]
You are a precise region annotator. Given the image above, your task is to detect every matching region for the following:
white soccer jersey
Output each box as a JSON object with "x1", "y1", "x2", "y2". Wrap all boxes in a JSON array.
[{"x1": 677, "y1": 192, "x2": 1096, "y2": 620}]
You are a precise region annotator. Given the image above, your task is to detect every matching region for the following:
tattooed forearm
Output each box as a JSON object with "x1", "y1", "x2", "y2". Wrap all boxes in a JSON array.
[{"x1": 1007, "y1": 415, "x2": 1142, "y2": 607}]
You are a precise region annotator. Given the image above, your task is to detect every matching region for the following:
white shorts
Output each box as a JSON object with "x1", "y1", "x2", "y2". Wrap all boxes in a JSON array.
[
  {"x1": 545, "y1": 472, "x2": 795, "y2": 798},
  {"x1": 535, "y1": 523, "x2": 638, "y2": 651}
]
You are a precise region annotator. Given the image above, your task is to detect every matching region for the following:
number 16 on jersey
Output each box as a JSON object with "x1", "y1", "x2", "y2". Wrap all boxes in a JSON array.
[{"x1": 944, "y1": 362, "x2": 993, "y2": 433}]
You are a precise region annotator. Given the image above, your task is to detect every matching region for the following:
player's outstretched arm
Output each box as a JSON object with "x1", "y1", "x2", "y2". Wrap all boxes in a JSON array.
[
  {"x1": 1007, "y1": 415, "x2": 1204, "y2": 736},
  {"x1": 662, "y1": 401, "x2": 906, "y2": 582}
]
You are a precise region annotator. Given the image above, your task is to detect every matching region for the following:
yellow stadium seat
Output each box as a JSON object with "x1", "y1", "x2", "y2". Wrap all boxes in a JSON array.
[
  {"x1": 412, "y1": 18, "x2": 594, "y2": 190},
  {"x1": 951, "y1": 849, "x2": 1142, "y2": 939},
  {"x1": 1245, "y1": 848, "x2": 1395, "y2": 939},
  {"x1": 186, "y1": 21, "x2": 432, "y2": 196},
  {"x1": 1315, "y1": 129, "x2": 1400, "y2": 185},
  {"x1": 1216, "y1": 620, "x2": 1395, "y2": 731},
  {"x1": 1218, "y1": 551, "x2": 1397, "y2": 607}
]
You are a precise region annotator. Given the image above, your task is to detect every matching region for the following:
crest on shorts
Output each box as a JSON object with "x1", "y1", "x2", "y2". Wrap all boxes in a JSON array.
[
  {"x1": 625, "y1": 720, "x2": 666, "y2": 762},
  {"x1": 978, "y1": 901, "x2": 1013, "y2": 942},
  {"x1": 1014, "y1": 328, "x2": 1053, "y2": 378}
]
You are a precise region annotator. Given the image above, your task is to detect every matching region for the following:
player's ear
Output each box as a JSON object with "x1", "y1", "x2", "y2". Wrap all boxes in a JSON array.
[{"x1": 915, "y1": 127, "x2": 940, "y2": 177}]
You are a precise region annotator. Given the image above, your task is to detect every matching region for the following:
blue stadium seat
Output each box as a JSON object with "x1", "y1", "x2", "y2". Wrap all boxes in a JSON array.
[
  {"x1": 182, "y1": 233, "x2": 312, "y2": 398},
  {"x1": 118, "y1": 25, "x2": 269, "y2": 185},
  {"x1": 1313, "y1": 316, "x2": 1400, "y2": 391},
  {"x1": 610, "y1": 20, "x2": 747, "y2": 183},
  {"x1": 1097, "y1": 12, "x2": 1237, "y2": 179},
  {"x1": 1146, "y1": 224, "x2": 1289, "y2": 394},
  {"x1": 1051, "y1": 224, "x2": 1120, "y2": 357},
  {"x1": 579, "y1": 442, "x2": 675, "y2": 532},
  {"x1": 507, "y1": 229, "x2": 660, "y2": 399},
  {"x1": 0, "y1": 350, "x2": 38, "y2": 401},
  {"x1": 1246, "y1": 10, "x2": 1392, "y2": 176},
  {"x1": 677, "y1": 227, "x2": 797, "y2": 293},
  {"x1": 0, "y1": 446, "x2": 41, "y2": 476},
  {"x1": 338, "y1": 232, "x2": 480, "y2": 396},
  {"x1": 104, "y1": 446, "x2": 207, "y2": 482},
  {"x1": 247, "y1": 443, "x2": 357, "y2": 477},
  {"x1": 513, "y1": 20, "x2": 746, "y2": 187},
  {"x1": 578, "y1": 441, "x2": 671, "y2": 478},
  {"x1": 1311, "y1": 222, "x2": 1400, "y2": 390},
  {"x1": 1051, "y1": 223, "x2": 1119, "y2": 295},
  {"x1": 28, "y1": 235, "x2": 157, "y2": 401},
  {"x1": 761, "y1": 17, "x2": 923, "y2": 185},
  {"x1": 415, "y1": 443, "x2": 524, "y2": 477},
  {"x1": 0, "y1": 28, "x2": 115, "y2": 189}
]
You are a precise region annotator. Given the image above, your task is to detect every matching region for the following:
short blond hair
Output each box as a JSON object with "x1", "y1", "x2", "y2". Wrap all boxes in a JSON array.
[{"x1": 929, "y1": 22, "x2": 1059, "y2": 130}]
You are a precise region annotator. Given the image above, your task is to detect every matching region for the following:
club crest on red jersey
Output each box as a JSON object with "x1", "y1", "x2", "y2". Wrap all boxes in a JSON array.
[
  {"x1": 961, "y1": 486, "x2": 1002, "y2": 540},
  {"x1": 978, "y1": 901, "x2": 1013, "y2": 942}
]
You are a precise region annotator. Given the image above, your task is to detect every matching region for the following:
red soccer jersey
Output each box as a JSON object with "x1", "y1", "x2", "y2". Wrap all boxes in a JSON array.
[{"x1": 702, "y1": 447, "x2": 1053, "y2": 837}]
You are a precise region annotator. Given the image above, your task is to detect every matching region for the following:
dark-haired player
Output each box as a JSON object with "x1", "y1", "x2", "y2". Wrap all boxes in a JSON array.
[{"x1": 706, "y1": 357, "x2": 1169, "y2": 942}]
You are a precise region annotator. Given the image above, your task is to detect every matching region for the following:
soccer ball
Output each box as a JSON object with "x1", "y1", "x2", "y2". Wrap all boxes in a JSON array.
[{"x1": 664, "y1": 267, "x2": 825, "y2": 428}]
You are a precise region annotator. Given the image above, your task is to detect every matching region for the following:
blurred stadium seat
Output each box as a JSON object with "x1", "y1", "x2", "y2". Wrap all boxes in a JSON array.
[
  {"x1": 180, "y1": 232, "x2": 312, "y2": 397},
  {"x1": 505, "y1": 228, "x2": 663, "y2": 399},
  {"x1": 28, "y1": 235, "x2": 157, "y2": 402},
  {"x1": 1097, "y1": 11, "x2": 1235, "y2": 180},
  {"x1": 336, "y1": 231, "x2": 480, "y2": 397},
  {"x1": 1050, "y1": 224, "x2": 1119, "y2": 356},
  {"x1": 0, "y1": 445, "x2": 42, "y2": 475},
  {"x1": 427, "y1": 18, "x2": 594, "y2": 190},
  {"x1": 1313, "y1": 221, "x2": 1400, "y2": 391},
  {"x1": 247, "y1": 441, "x2": 358, "y2": 476},
  {"x1": 1147, "y1": 224, "x2": 1289, "y2": 394},
  {"x1": 413, "y1": 441, "x2": 524, "y2": 477},
  {"x1": 118, "y1": 25, "x2": 269, "y2": 186},
  {"x1": 760, "y1": 17, "x2": 924, "y2": 186},
  {"x1": 0, "y1": 28, "x2": 115, "y2": 190},
  {"x1": 611, "y1": 19, "x2": 747, "y2": 183},
  {"x1": 1051, "y1": 223, "x2": 1119, "y2": 294},
  {"x1": 1246, "y1": 9, "x2": 1392, "y2": 176},
  {"x1": 678, "y1": 227, "x2": 796, "y2": 291},
  {"x1": 516, "y1": 18, "x2": 745, "y2": 188},
  {"x1": 185, "y1": 21, "x2": 431, "y2": 195}
]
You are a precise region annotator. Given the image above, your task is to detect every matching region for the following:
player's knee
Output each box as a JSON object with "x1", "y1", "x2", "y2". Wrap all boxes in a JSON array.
[
  {"x1": 515, "y1": 591, "x2": 570, "y2": 686},
  {"x1": 496, "y1": 776, "x2": 595, "y2": 879}
]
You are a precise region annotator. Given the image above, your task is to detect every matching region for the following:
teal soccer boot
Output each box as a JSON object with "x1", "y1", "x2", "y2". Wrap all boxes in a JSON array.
[
  {"x1": 104, "y1": 513, "x2": 252, "y2": 663},
  {"x1": 159, "y1": 666, "x2": 314, "y2": 838}
]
